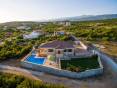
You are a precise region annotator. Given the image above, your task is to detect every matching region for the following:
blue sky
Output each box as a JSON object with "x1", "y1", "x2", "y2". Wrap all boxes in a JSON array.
[{"x1": 0, "y1": 0, "x2": 117, "y2": 22}]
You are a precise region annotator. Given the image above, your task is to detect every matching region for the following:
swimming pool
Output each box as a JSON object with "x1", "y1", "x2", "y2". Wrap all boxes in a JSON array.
[{"x1": 25, "y1": 55, "x2": 46, "y2": 65}]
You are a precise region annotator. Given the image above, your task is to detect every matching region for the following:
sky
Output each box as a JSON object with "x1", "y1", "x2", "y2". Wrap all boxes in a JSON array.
[{"x1": 0, "y1": 0, "x2": 117, "y2": 23}]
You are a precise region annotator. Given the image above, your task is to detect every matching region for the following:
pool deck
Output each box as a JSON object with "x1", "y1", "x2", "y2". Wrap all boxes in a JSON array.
[
  {"x1": 44, "y1": 59, "x2": 59, "y2": 68},
  {"x1": 22, "y1": 52, "x2": 59, "y2": 69}
]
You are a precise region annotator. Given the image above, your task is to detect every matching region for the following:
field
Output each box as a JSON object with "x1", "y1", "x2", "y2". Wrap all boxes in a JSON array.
[
  {"x1": 61, "y1": 55, "x2": 99, "y2": 72},
  {"x1": 93, "y1": 41, "x2": 117, "y2": 63}
]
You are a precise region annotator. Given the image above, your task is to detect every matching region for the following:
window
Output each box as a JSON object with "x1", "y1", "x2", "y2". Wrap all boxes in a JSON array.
[
  {"x1": 68, "y1": 49, "x2": 72, "y2": 52},
  {"x1": 48, "y1": 49, "x2": 54, "y2": 52},
  {"x1": 58, "y1": 50, "x2": 61, "y2": 54},
  {"x1": 64, "y1": 49, "x2": 66, "y2": 52}
]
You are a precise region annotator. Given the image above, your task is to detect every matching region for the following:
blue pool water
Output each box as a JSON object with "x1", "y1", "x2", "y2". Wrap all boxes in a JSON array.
[{"x1": 25, "y1": 55, "x2": 45, "y2": 65}]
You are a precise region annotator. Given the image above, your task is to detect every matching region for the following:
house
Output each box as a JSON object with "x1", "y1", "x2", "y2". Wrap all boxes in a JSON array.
[
  {"x1": 23, "y1": 30, "x2": 43, "y2": 39},
  {"x1": 3, "y1": 26, "x2": 8, "y2": 30},
  {"x1": 37, "y1": 40, "x2": 75, "y2": 58},
  {"x1": 36, "y1": 36, "x2": 91, "y2": 59},
  {"x1": 64, "y1": 21, "x2": 71, "y2": 26},
  {"x1": 5, "y1": 32, "x2": 13, "y2": 37},
  {"x1": 53, "y1": 21, "x2": 71, "y2": 26},
  {"x1": 58, "y1": 21, "x2": 70, "y2": 26},
  {"x1": 17, "y1": 26, "x2": 31, "y2": 30},
  {"x1": 54, "y1": 31, "x2": 65, "y2": 36},
  {"x1": 57, "y1": 31, "x2": 65, "y2": 35}
]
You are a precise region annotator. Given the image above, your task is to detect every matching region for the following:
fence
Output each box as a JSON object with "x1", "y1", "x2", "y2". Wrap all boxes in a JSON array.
[{"x1": 94, "y1": 50, "x2": 117, "y2": 74}]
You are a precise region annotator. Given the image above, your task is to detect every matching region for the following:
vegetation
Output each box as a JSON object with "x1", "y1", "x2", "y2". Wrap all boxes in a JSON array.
[
  {"x1": 92, "y1": 41, "x2": 117, "y2": 62},
  {"x1": 41, "y1": 19, "x2": 117, "y2": 41},
  {"x1": 61, "y1": 55, "x2": 99, "y2": 72},
  {"x1": 48, "y1": 55, "x2": 56, "y2": 61},
  {"x1": 0, "y1": 30, "x2": 68, "y2": 61},
  {"x1": 0, "y1": 72, "x2": 65, "y2": 88},
  {"x1": 0, "y1": 18, "x2": 117, "y2": 61},
  {"x1": 0, "y1": 39, "x2": 32, "y2": 61}
]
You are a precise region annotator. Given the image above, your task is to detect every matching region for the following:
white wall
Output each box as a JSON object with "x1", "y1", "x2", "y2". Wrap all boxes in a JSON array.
[
  {"x1": 23, "y1": 31, "x2": 42, "y2": 39},
  {"x1": 94, "y1": 50, "x2": 117, "y2": 74},
  {"x1": 47, "y1": 48, "x2": 56, "y2": 55},
  {"x1": 56, "y1": 49, "x2": 64, "y2": 58},
  {"x1": 64, "y1": 48, "x2": 74, "y2": 56},
  {"x1": 40, "y1": 48, "x2": 75, "y2": 58},
  {"x1": 79, "y1": 41, "x2": 87, "y2": 50},
  {"x1": 21, "y1": 57, "x2": 103, "y2": 79}
]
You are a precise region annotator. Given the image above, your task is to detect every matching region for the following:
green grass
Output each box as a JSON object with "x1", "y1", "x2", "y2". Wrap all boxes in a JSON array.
[{"x1": 61, "y1": 55, "x2": 100, "y2": 72}]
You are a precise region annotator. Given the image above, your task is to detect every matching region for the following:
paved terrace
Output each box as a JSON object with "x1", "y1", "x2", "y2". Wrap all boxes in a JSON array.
[{"x1": 44, "y1": 58, "x2": 59, "y2": 68}]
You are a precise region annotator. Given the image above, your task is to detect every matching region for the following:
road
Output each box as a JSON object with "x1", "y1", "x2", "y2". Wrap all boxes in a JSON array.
[
  {"x1": 0, "y1": 64, "x2": 42, "y2": 81},
  {"x1": 0, "y1": 62, "x2": 117, "y2": 88}
]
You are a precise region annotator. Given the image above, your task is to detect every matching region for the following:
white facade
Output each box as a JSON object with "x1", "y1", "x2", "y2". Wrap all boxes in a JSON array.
[
  {"x1": 59, "y1": 21, "x2": 71, "y2": 26},
  {"x1": 38, "y1": 48, "x2": 74, "y2": 58},
  {"x1": 53, "y1": 21, "x2": 71, "y2": 26},
  {"x1": 3, "y1": 26, "x2": 8, "y2": 30},
  {"x1": 65, "y1": 22, "x2": 71, "y2": 26},
  {"x1": 23, "y1": 31, "x2": 42, "y2": 39}
]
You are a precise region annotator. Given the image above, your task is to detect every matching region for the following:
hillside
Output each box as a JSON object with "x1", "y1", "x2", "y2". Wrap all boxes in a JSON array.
[
  {"x1": 0, "y1": 21, "x2": 40, "y2": 27},
  {"x1": 0, "y1": 14, "x2": 117, "y2": 27},
  {"x1": 48, "y1": 14, "x2": 117, "y2": 21}
]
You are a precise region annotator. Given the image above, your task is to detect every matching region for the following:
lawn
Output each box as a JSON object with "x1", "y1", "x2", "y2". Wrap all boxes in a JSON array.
[{"x1": 61, "y1": 55, "x2": 100, "y2": 72}]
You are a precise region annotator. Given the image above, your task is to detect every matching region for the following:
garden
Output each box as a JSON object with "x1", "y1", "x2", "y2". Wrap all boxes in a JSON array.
[{"x1": 61, "y1": 55, "x2": 100, "y2": 72}]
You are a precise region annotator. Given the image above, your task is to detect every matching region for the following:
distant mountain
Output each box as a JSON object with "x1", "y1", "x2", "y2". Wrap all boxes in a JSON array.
[
  {"x1": 0, "y1": 14, "x2": 117, "y2": 27},
  {"x1": 49, "y1": 14, "x2": 117, "y2": 21}
]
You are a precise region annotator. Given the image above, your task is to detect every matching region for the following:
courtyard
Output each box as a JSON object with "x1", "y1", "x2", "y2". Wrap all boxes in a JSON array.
[{"x1": 61, "y1": 55, "x2": 100, "y2": 72}]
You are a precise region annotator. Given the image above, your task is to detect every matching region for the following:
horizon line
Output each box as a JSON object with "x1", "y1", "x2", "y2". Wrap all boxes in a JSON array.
[{"x1": 0, "y1": 13, "x2": 117, "y2": 24}]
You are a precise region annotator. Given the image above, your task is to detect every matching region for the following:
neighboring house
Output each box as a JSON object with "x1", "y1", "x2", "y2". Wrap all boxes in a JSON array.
[
  {"x1": 37, "y1": 40, "x2": 75, "y2": 58},
  {"x1": 64, "y1": 21, "x2": 71, "y2": 26},
  {"x1": 23, "y1": 31, "x2": 42, "y2": 39},
  {"x1": 54, "y1": 31, "x2": 65, "y2": 36},
  {"x1": 5, "y1": 32, "x2": 13, "y2": 38},
  {"x1": 57, "y1": 31, "x2": 65, "y2": 35},
  {"x1": 17, "y1": 26, "x2": 31, "y2": 30},
  {"x1": 53, "y1": 21, "x2": 71, "y2": 26},
  {"x1": 3, "y1": 26, "x2": 8, "y2": 30}
]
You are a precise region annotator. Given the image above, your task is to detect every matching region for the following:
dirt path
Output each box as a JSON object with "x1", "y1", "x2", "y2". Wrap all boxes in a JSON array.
[
  {"x1": 0, "y1": 53, "x2": 117, "y2": 88},
  {"x1": 0, "y1": 64, "x2": 42, "y2": 81}
]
